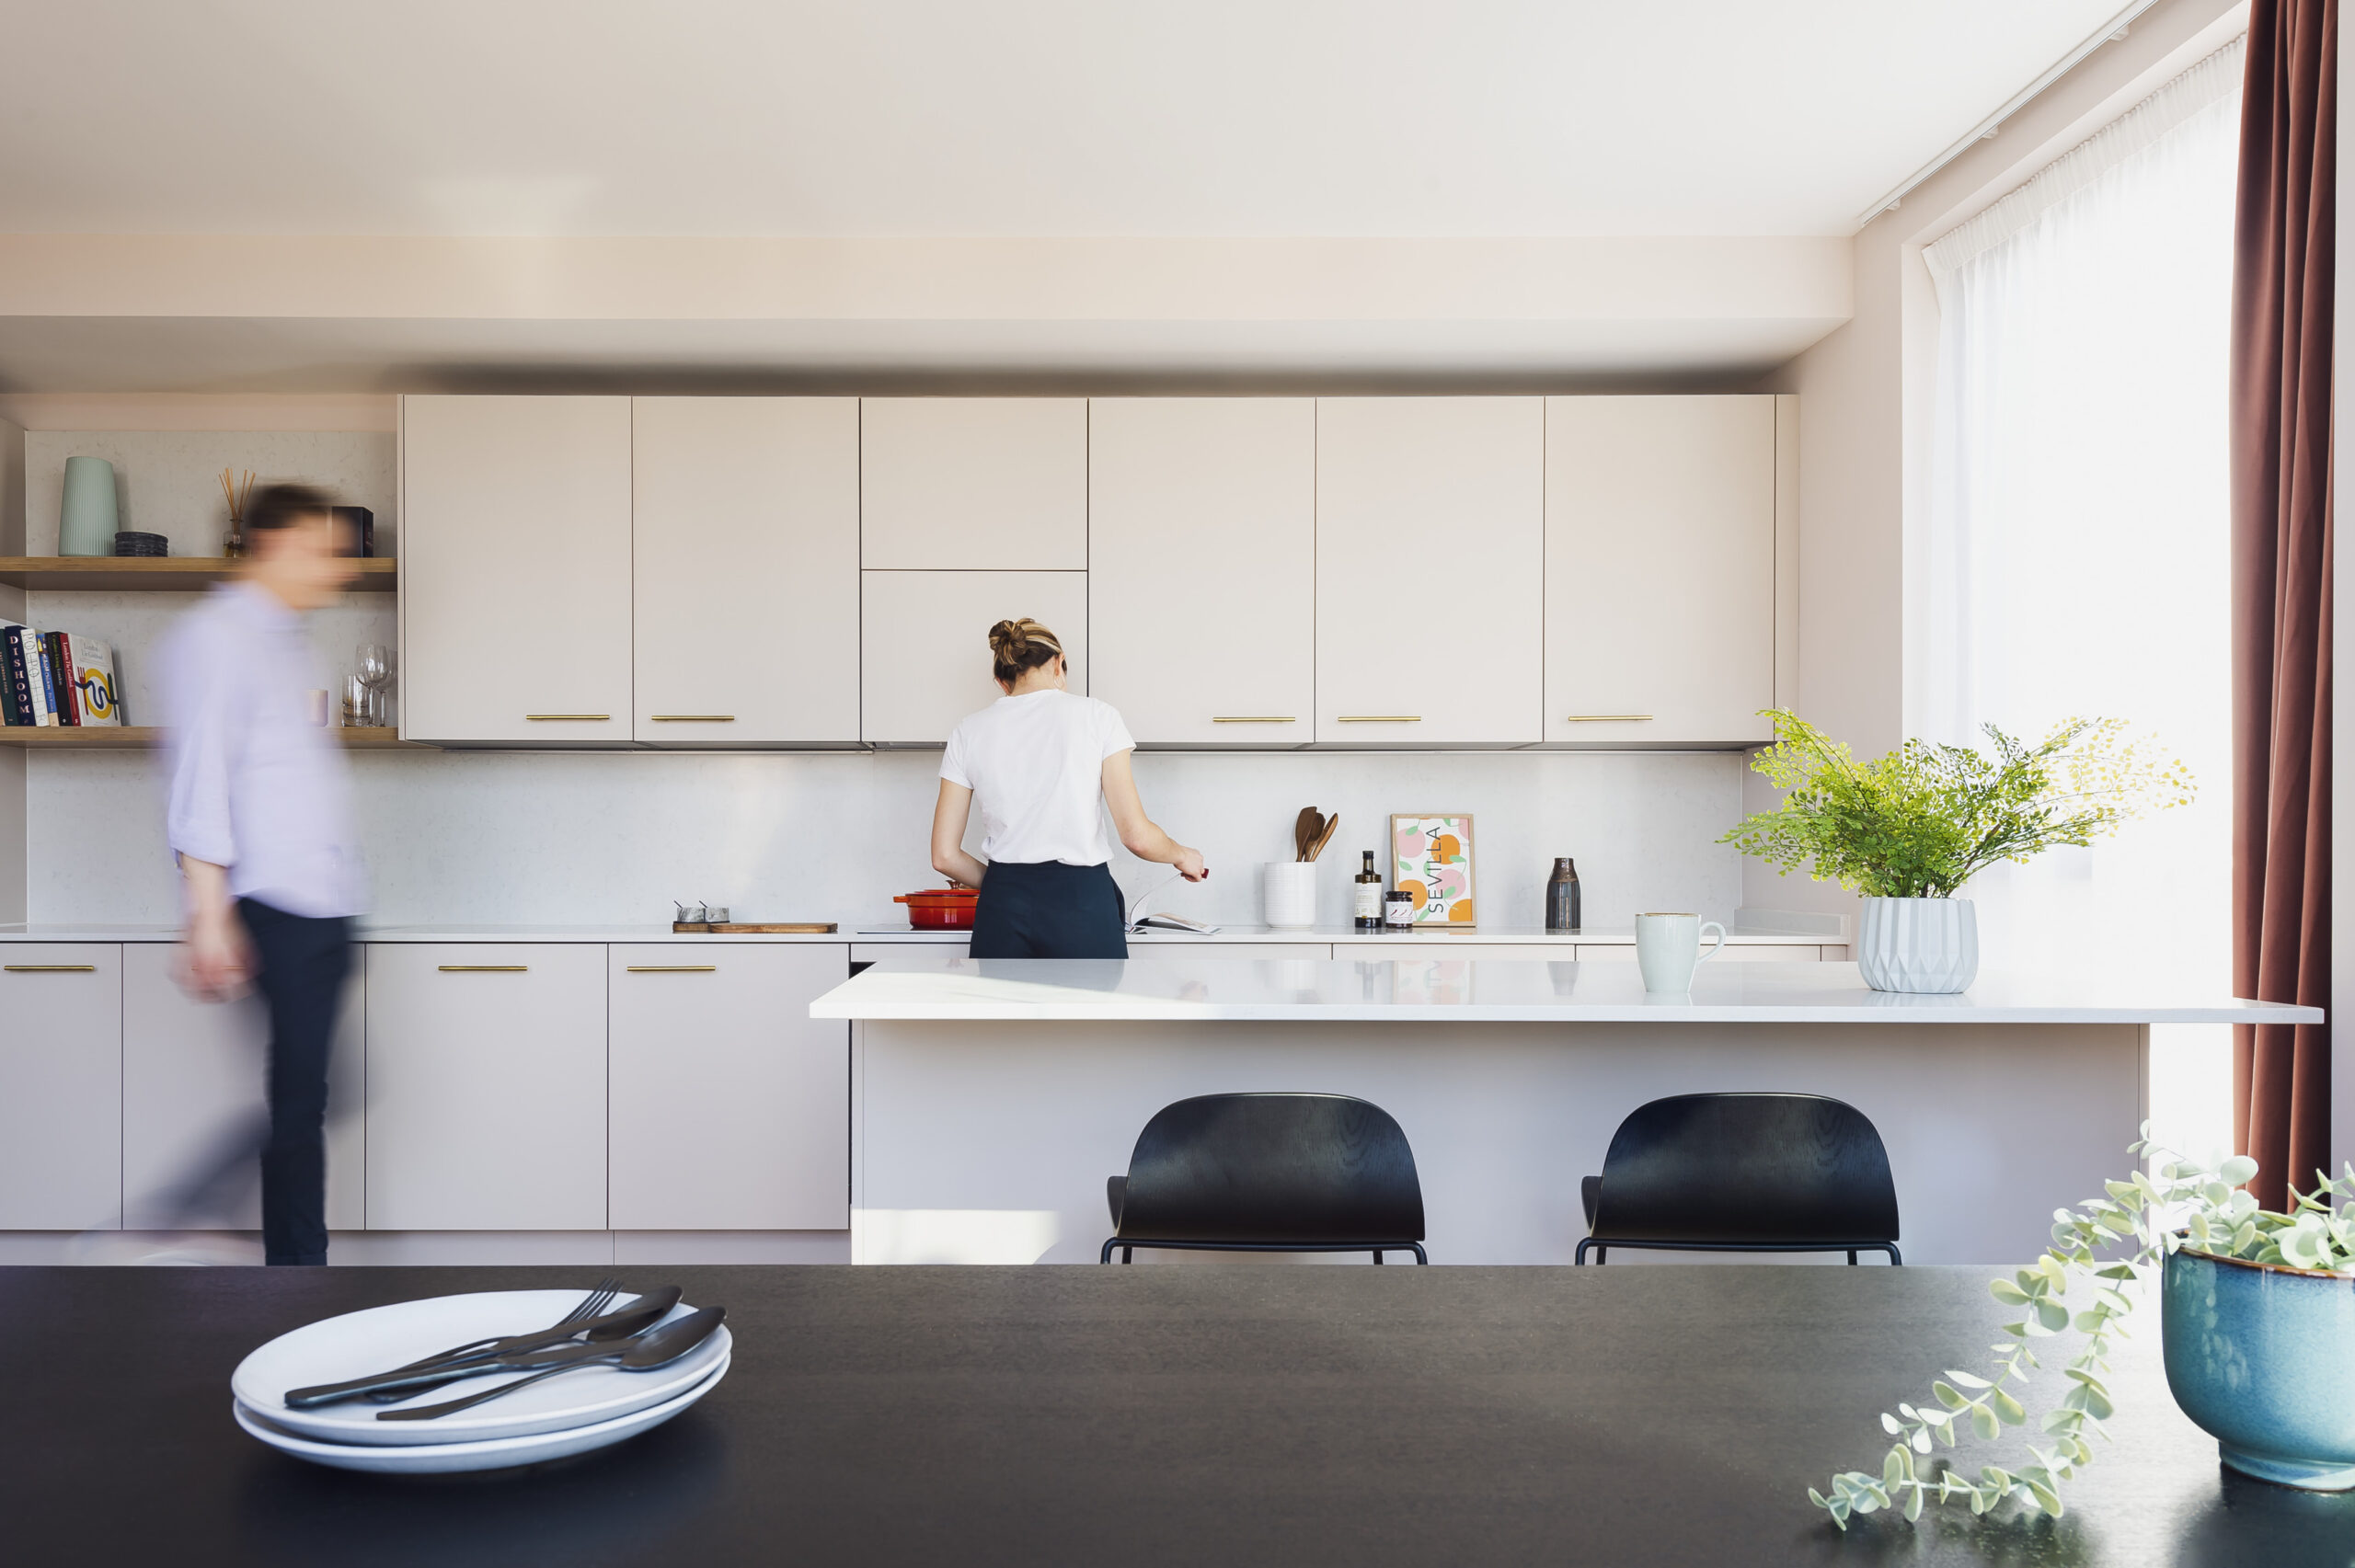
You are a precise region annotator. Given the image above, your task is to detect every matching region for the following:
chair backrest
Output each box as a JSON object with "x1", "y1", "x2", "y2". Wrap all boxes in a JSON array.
[
  {"x1": 1591, "y1": 1093, "x2": 1899, "y2": 1244},
  {"x1": 1117, "y1": 1093, "x2": 1425, "y2": 1242}
]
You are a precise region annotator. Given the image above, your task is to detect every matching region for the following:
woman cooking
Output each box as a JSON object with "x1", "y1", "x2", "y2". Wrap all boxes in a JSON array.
[{"x1": 931, "y1": 617, "x2": 1206, "y2": 958}]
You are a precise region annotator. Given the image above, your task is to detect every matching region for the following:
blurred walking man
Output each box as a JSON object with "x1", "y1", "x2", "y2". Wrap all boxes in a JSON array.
[{"x1": 162, "y1": 484, "x2": 364, "y2": 1265}]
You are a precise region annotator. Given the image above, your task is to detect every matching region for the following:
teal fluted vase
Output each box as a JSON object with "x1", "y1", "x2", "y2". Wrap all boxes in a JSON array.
[{"x1": 58, "y1": 456, "x2": 120, "y2": 557}]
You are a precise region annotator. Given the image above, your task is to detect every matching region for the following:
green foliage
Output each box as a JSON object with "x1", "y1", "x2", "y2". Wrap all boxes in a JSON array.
[
  {"x1": 1721, "y1": 711, "x2": 2194, "y2": 898},
  {"x1": 1812, "y1": 1134, "x2": 2355, "y2": 1532}
]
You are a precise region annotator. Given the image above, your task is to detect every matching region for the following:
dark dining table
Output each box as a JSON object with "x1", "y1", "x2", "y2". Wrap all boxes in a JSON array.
[{"x1": 5, "y1": 1262, "x2": 2349, "y2": 1567}]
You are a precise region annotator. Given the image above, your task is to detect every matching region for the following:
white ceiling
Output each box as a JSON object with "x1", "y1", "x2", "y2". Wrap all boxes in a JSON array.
[{"x1": 4, "y1": 0, "x2": 2127, "y2": 238}]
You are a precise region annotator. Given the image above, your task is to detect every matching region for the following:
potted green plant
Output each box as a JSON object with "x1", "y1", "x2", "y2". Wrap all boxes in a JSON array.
[
  {"x1": 1814, "y1": 1133, "x2": 2355, "y2": 1528},
  {"x1": 1720, "y1": 710, "x2": 2194, "y2": 992}
]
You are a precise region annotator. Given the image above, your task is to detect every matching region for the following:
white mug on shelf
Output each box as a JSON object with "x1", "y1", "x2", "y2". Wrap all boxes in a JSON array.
[
  {"x1": 1635, "y1": 912, "x2": 1727, "y2": 993},
  {"x1": 1262, "y1": 862, "x2": 1317, "y2": 931}
]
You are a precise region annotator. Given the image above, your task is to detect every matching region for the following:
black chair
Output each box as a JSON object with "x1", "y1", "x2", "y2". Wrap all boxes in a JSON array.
[
  {"x1": 1101, "y1": 1093, "x2": 1428, "y2": 1264},
  {"x1": 1575, "y1": 1093, "x2": 1901, "y2": 1265}
]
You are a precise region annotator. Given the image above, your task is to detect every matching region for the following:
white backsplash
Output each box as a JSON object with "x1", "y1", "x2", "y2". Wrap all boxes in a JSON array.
[{"x1": 29, "y1": 747, "x2": 1747, "y2": 930}]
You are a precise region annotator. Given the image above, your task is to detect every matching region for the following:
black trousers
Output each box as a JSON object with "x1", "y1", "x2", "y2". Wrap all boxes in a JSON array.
[
  {"x1": 968, "y1": 862, "x2": 1129, "y2": 958},
  {"x1": 238, "y1": 898, "x2": 353, "y2": 1265}
]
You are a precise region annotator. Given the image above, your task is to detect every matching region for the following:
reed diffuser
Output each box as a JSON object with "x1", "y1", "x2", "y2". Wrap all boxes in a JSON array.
[{"x1": 219, "y1": 467, "x2": 256, "y2": 558}]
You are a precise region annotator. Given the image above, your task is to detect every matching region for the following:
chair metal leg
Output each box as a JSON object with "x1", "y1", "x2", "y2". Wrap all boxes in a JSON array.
[
  {"x1": 1409, "y1": 1242, "x2": 1428, "y2": 1265},
  {"x1": 1848, "y1": 1249, "x2": 1858, "y2": 1265},
  {"x1": 1122, "y1": 1245, "x2": 1132, "y2": 1265},
  {"x1": 1372, "y1": 1250, "x2": 1384, "y2": 1264}
]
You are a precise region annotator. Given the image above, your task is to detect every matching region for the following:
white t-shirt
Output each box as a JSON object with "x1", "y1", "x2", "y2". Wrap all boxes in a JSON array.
[{"x1": 940, "y1": 690, "x2": 1136, "y2": 866}]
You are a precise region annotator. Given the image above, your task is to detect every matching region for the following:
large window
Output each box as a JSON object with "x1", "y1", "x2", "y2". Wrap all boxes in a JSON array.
[{"x1": 1921, "y1": 40, "x2": 2243, "y2": 1162}]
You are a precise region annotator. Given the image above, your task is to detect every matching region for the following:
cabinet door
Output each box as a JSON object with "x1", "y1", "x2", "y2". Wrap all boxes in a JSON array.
[
  {"x1": 861, "y1": 398, "x2": 1087, "y2": 569},
  {"x1": 400, "y1": 395, "x2": 634, "y2": 744},
  {"x1": 364, "y1": 944, "x2": 607, "y2": 1230},
  {"x1": 633, "y1": 398, "x2": 860, "y2": 745},
  {"x1": 0, "y1": 946, "x2": 121, "y2": 1229},
  {"x1": 1089, "y1": 398, "x2": 1315, "y2": 744},
  {"x1": 609, "y1": 945, "x2": 848, "y2": 1230},
  {"x1": 861, "y1": 571, "x2": 1088, "y2": 744},
  {"x1": 1545, "y1": 396, "x2": 1775, "y2": 745},
  {"x1": 1315, "y1": 397, "x2": 1544, "y2": 744},
  {"x1": 121, "y1": 944, "x2": 364, "y2": 1232}
]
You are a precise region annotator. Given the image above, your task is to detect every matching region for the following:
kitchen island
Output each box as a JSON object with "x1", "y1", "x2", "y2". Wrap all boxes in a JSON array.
[{"x1": 814, "y1": 956, "x2": 2323, "y2": 1265}]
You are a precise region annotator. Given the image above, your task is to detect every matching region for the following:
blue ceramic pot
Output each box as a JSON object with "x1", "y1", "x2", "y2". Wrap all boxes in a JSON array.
[{"x1": 2162, "y1": 1244, "x2": 2355, "y2": 1488}]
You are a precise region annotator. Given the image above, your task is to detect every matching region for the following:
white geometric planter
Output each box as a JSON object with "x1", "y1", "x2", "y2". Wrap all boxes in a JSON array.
[{"x1": 1856, "y1": 897, "x2": 1979, "y2": 993}]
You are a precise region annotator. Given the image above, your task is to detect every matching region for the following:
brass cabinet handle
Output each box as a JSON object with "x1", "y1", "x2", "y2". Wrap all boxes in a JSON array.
[
  {"x1": 525, "y1": 714, "x2": 610, "y2": 722},
  {"x1": 626, "y1": 965, "x2": 717, "y2": 973},
  {"x1": 1212, "y1": 716, "x2": 1296, "y2": 724},
  {"x1": 4, "y1": 964, "x2": 95, "y2": 973},
  {"x1": 1565, "y1": 715, "x2": 1654, "y2": 723},
  {"x1": 439, "y1": 965, "x2": 528, "y2": 972},
  {"x1": 1338, "y1": 715, "x2": 1421, "y2": 723},
  {"x1": 650, "y1": 715, "x2": 735, "y2": 723}
]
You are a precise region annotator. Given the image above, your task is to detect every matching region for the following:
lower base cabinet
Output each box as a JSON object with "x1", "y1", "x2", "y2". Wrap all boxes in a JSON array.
[
  {"x1": 0, "y1": 946, "x2": 123, "y2": 1230},
  {"x1": 121, "y1": 944, "x2": 364, "y2": 1231},
  {"x1": 608, "y1": 945, "x2": 850, "y2": 1230},
  {"x1": 366, "y1": 944, "x2": 609, "y2": 1230}
]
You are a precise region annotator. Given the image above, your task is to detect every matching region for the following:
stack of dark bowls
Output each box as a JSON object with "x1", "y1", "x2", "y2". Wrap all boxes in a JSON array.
[{"x1": 113, "y1": 532, "x2": 168, "y2": 556}]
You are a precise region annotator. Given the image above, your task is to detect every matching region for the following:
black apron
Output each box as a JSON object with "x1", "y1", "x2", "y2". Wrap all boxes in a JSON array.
[{"x1": 968, "y1": 861, "x2": 1129, "y2": 958}]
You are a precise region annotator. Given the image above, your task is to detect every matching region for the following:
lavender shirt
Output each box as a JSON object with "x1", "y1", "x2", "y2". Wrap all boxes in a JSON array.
[{"x1": 159, "y1": 582, "x2": 365, "y2": 919}]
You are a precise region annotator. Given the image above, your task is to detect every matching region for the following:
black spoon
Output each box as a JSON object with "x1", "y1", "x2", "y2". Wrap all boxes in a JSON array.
[{"x1": 374, "y1": 1306, "x2": 728, "y2": 1422}]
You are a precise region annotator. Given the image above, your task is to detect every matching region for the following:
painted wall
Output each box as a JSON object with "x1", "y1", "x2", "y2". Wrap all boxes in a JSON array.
[
  {"x1": 12, "y1": 425, "x2": 1746, "y2": 932},
  {"x1": 1743, "y1": 0, "x2": 2251, "y2": 926}
]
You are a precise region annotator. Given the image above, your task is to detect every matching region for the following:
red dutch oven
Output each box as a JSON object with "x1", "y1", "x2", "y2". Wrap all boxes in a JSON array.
[{"x1": 895, "y1": 887, "x2": 980, "y2": 930}]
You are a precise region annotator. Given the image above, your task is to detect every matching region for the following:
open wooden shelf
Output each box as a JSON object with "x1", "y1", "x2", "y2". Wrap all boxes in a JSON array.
[
  {"x1": 0, "y1": 556, "x2": 396, "y2": 592},
  {"x1": 0, "y1": 726, "x2": 432, "y2": 750}
]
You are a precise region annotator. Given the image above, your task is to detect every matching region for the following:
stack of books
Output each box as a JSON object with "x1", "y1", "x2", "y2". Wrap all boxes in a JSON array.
[{"x1": 1, "y1": 622, "x2": 122, "y2": 727}]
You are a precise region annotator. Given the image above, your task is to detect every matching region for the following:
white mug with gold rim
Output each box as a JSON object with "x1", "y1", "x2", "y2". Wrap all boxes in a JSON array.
[{"x1": 1634, "y1": 912, "x2": 1727, "y2": 993}]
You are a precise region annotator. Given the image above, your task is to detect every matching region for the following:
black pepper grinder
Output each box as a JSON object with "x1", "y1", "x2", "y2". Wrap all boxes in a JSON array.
[{"x1": 1545, "y1": 857, "x2": 1582, "y2": 933}]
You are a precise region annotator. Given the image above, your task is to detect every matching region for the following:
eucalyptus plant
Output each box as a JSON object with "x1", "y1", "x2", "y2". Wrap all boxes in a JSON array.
[
  {"x1": 1723, "y1": 710, "x2": 2195, "y2": 898},
  {"x1": 1813, "y1": 1130, "x2": 2355, "y2": 1531}
]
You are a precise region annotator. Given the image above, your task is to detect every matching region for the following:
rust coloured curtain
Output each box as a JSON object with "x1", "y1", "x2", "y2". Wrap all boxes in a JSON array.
[{"x1": 2231, "y1": 0, "x2": 2336, "y2": 1209}]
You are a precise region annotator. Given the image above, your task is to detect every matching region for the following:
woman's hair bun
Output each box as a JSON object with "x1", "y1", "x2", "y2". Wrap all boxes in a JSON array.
[{"x1": 987, "y1": 617, "x2": 1063, "y2": 682}]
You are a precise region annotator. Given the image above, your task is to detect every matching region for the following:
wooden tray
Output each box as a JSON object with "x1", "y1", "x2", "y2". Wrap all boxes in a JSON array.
[{"x1": 671, "y1": 921, "x2": 840, "y2": 933}]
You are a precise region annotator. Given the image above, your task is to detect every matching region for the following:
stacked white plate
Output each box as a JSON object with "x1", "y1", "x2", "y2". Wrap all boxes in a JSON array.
[{"x1": 232, "y1": 1290, "x2": 732, "y2": 1474}]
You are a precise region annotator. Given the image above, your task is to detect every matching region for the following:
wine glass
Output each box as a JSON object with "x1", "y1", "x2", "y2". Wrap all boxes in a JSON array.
[{"x1": 356, "y1": 644, "x2": 393, "y2": 726}]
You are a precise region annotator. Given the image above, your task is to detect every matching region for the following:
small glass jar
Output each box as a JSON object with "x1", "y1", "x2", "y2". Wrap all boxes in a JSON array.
[{"x1": 1384, "y1": 888, "x2": 1416, "y2": 929}]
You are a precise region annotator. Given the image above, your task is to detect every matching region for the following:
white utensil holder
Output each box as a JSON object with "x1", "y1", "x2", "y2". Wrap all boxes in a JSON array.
[{"x1": 1262, "y1": 862, "x2": 1318, "y2": 930}]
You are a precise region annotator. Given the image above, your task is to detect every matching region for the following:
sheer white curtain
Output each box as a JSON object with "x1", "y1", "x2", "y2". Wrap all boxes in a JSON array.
[{"x1": 1921, "y1": 40, "x2": 2242, "y2": 1162}]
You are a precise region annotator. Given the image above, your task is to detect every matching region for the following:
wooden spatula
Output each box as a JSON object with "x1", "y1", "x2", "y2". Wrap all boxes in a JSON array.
[{"x1": 1294, "y1": 807, "x2": 1321, "y2": 863}]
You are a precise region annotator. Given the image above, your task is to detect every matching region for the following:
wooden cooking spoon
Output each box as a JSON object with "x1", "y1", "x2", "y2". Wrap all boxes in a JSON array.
[
  {"x1": 1294, "y1": 807, "x2": 1321, "y2": 863},
  {"x1": 1307, "y1": 813, "x2": 1340, "y2": 863}
]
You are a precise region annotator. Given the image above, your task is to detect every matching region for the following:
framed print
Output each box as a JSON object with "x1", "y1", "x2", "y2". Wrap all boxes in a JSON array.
[{"x1": 1390, "y1": 814, "x2": 1476, "y2": 925}]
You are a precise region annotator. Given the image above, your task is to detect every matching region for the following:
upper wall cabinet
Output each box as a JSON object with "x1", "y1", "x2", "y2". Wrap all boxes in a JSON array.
[
  {"x1": 861, "y1": 398, "x2": 1087, "y2": 570},
  {"x1": 1088, "y1": 398, "x2": 1315, "y2": 745},
  {"x1": 1315, "y1": 397, "x2": 1545, "y2": 745},
  {"x1": 401, "y1": 396, "x2": 634, "y2": 745},
  {"x1": 633, "y1": 398, "x2": 861, "y2": 746},
  {"x1": 1544, "y1": 396, "x2": 1778, "y2": 747},
  {"x1": 862, "y1": 570, "x2": 1088, "y2": 744}
]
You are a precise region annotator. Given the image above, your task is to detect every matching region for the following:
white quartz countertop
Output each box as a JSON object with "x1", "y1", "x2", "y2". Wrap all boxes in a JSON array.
[
  {"x1": 811, "y1": 955, "x2": 2326, "y2": 1025},
  {"x1": 0, "y1": 922, "x2": 1820, "y2": 946}
]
